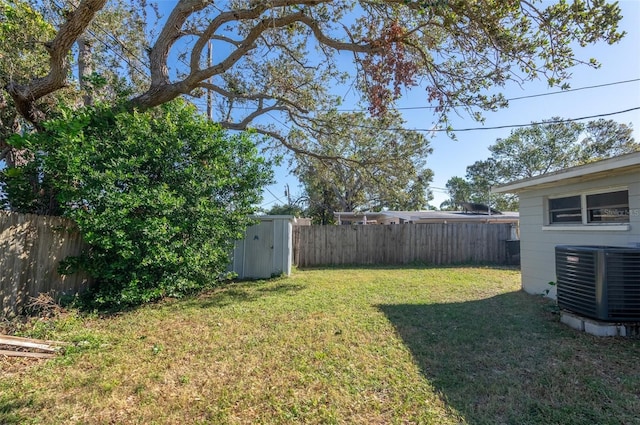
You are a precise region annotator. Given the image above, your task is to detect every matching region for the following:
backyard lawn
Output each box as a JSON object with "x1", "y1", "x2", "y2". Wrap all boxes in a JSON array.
[{"x1": 1, "y1": 266, "x2": 639, "y2": 424}]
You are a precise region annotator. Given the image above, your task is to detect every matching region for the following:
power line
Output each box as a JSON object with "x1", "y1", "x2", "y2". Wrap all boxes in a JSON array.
[
  {"x1": 50, "y1": 0, "x2": 149, "y2": 78},
  {"x1": 308, "y1": 106, "x2": 640, "y2": 134},
  {"x1": 86, "y1": 28, "x2": 149, "y2": 78},
  {"x1": 192, "y1": 78, "x2": 640, "y2": 114},
  {"x1": 344, "y1": 78, "x2": 640, "y2": 112},
  {"x1": 435, "y1": 107, "x2": 640, "y2": 133},
  {"x1": 505, "y1": 78, "x2": 640, "y2": 102},
  {"x1": 193, "y1": 82, "x2": 640, "y2": 135},
  {"x1": 264, "y1": 186, "x2": 287, "y2": 206},
  {"x1": 208, "y1": 105, "x2": 639, "y2": 137},
  {"x1": 259, "y1": 197, "x2": 281, "y2": 208}
]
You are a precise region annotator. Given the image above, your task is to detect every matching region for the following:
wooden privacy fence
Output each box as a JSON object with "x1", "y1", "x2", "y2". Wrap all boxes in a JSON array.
[
  {"x1": 293, "y1": 223, "x2": 513, "y2": 267},
  {"x1": 0, "y1": 211, "x2": 92, "y2": 318}
]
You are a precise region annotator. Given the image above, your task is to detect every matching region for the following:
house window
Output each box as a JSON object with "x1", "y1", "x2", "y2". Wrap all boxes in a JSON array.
[
  {"x1": 549, "y1": 195, "x2": 582, "y2": 223},
  {"x1": 586, "y1": 190, "x2": 629, "y2": 223},
  {"x1": 548, "y1": 189, "x2": 629, "y2": 225}
]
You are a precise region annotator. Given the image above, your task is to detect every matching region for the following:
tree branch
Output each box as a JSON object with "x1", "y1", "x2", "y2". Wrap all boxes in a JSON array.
[
  {"x1": 197, "y1": 81, "x2": 309, "y2": 114},
  {"x1": 5, "y1": 0, "x2": 107, "y2": 124}
]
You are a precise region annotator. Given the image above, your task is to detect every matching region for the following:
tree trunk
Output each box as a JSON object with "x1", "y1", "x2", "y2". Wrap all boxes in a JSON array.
[{"x1": 77, "y1": 37, "x2": 93, "y2": 106}]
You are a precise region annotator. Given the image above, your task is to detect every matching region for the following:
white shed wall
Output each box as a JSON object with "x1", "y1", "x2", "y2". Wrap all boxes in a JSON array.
[
  {"x1": 518, "y1": 174, "x2": 640, "y2": 298},
  {"x1": 230, "y1": 216, "x2": 293, "y2": 279}
]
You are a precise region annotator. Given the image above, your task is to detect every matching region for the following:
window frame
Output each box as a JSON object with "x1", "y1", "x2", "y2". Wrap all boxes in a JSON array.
[
  {"x1": 548, "y1": 195, "x2": 582, "y2": 224},
  {"x1": 585, "y1": 189, "x2": 630, "y2": 223},
  {"x1": 546, "y1": 187, "x2": 630, "y2": 226}
]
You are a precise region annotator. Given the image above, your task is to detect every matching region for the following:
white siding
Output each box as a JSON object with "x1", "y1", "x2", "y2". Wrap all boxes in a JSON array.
[
  {"x1": 518, "y1": 174, "x2": 640, "y2": 297},
  {"x1": 230, "y1": 216, "x2": 293, "y2": 279}
]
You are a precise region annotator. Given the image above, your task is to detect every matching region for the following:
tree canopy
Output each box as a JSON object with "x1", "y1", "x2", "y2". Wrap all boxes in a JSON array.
[
  {"x1": 0, "y1": 0, "x2": 57, "y2": 166},
  {"x1": 293, "y1": 110, "x2": 433, "y2": 223},
  {"x1": 1, "y1": 0, "x2": 626, "y2": 158},
  {"x1": 443, "y1": 118, "x2": 638, "y2": 211}
]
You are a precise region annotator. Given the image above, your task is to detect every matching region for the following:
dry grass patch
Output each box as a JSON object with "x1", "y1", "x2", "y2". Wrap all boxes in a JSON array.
[{"x1": 1, "y1": 266, "x2": 638, "y2": 424}]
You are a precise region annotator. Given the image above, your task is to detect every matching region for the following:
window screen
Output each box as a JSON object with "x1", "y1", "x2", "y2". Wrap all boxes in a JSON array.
[
  {"x1": 586, "y1": 190, "x2": 629, "y2": 223},
  {"x1": 549, "y1": 195, "x2": 582, "y2": 223}
]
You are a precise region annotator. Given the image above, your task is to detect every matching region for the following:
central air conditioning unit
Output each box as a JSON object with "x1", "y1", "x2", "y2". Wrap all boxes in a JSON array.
[{"x1": 555, "y1": 245, "x2": 640, "y2": 321}]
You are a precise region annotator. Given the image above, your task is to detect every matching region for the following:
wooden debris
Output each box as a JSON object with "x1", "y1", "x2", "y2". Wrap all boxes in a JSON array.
[
  {"x1": 0, "y1": 334, "x2": 67, "y2": 359},
  {"x1": 0, "y1": 349, "x2": 55, "y2": 359}
]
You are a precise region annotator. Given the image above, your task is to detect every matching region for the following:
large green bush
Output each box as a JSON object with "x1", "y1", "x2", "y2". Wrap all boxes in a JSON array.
[{"x1": 5, "y1": 100, "x2": 273, "y2": 307}]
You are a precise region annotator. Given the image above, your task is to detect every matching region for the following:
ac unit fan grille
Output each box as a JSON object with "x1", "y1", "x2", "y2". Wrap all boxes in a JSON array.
[
  {"x1": 556, "y1": 246, "x2": 640, "y2": 321},
  {"x1": 605, "y1": 252, "x2": 640, "y2": 320},
  {"x1": 556, "y1": 248, "x2": 597, "y2": 318}
]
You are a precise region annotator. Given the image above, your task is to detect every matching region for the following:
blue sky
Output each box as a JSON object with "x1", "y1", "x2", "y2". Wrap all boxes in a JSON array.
[{"x1": 259, "y1": 0, "x2": 640, "y2": 211}]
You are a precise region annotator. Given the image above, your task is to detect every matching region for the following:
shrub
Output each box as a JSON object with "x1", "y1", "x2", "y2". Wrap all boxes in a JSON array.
[{"x1": 7, "y1": 100, "x2": 273, "y2": 308}]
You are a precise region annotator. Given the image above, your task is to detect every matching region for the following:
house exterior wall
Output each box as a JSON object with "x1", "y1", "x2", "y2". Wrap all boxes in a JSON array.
[{"x1": 518, "y1": 172, "x2": 640, "y2": 298}]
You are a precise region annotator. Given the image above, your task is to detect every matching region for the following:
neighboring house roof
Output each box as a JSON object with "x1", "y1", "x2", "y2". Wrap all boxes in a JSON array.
[
  {"x1": 334, "y1": 210, "x2": 519, "y2": 224},
  {"x1": 492, "y1": 152, "x2": 640, "y2": 194}
]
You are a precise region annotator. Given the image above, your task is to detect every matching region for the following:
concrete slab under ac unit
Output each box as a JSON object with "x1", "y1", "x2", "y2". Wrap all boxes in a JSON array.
[{"x1": 560, "y1": 310, "x2": 640, "y2": 337}]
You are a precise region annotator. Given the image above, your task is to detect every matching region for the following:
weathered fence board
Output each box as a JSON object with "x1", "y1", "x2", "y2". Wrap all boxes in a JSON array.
[
  {"x1": 0, "y1": 211, "x2": 92, "y2": 317},
  {"x1": 293, "y1": 223, "x2": 513, "y2": 267}
]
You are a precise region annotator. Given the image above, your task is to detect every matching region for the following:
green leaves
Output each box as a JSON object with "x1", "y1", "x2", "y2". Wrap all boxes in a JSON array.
[
  {"x1": 294, "y1": 110, "x2": 433, "y2": 222},
  {"x1": 443, "y1": 118, "x2": 638, "y2": 211},
  {"x1": 6, "y1": 99, "x2": 273, "y2": 309}
]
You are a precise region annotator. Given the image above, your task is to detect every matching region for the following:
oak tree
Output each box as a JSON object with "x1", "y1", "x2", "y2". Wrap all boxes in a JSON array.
[{"x1": 2, "y1": 0, "x2": 626, "y2": 152}]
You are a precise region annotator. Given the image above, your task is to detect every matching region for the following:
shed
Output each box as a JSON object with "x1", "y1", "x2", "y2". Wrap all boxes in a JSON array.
[
  {"x1": 230, "y1": 215, "x2": 294, "y2": 279},
  {"x1": 493, "y1": 152, "x2": 640, "y2": 298}
]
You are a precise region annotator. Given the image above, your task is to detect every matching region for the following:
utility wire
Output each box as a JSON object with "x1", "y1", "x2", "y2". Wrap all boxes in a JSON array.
[
  {"x1": 50, "y1": 0, "x2": 149, "y2": 78},
  {"x1": 345, "y1": 78, "x2": 640, "y2": 112},
  {"x1": 213, "y1": 78, "x2": 640, "y2": 112},
  {"x1": 264, "y1": 186, "x2": 287, "y2": 205},
  {"x1": 435, "y1": 107, "x2": 640, "y2": 133},
  {"x1": 259, "y1": 197, "x2": 281, "y2": 208},
  {"x1": 504, "y1": 78, "x2": 640, "y2": 102},
  {"x1": 296, "y1": 106, "x2": 640, "y2": 134},
  {"x1": 213, "y1": 105, "x2": 640, "y2": 136},
  {"x1": 199, "y1": 99, "x2": 638, "y2": 134},
  {"x1": 85, "y1": 28, "x2": 149, "y2": 78}
]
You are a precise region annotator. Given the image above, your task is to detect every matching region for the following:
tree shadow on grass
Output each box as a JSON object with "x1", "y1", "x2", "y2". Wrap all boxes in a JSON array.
[
  {"x1": 377, "y1": 292, "x2": 640, "y2": 425},
  {"x1": 80, "y1": 278, "x2": 306, "y2": 315},
  {"x1": 187, "y1": 280, "x2": 305, "y2": 309}
]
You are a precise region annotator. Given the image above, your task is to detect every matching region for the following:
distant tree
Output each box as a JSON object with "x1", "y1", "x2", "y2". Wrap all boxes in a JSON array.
[
  {"x1": 489, "y1": 118, "x2": 637, "y2": 181},
  {"x1": 440, "y1": 176, "x2": 472, "y2": 210},
  {"x1": 293, "y1": 110, "x2": 433, "y2": 223},
  {"x1": 463, "y1": 159, "x2": 519, "y2": 211},
  {"x1": 265, "y1": 203, "x2": 305, "y2": 217},
  {"x1": 579, "y1": 119, "x2": 637, "y2": 163},
  {"x1": 443, "y1": 119, "x2": 638, "y2": 211},
  {"x1": 489, "y1": 119, "x2": 586, "y2": 180}
]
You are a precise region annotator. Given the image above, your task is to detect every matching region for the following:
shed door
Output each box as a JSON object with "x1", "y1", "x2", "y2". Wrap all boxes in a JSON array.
[{"x1": 243, "y1": 220, "x2": 274, "y2": 279}]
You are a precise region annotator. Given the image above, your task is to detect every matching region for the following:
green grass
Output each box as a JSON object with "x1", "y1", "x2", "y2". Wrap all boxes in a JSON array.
[{"x1": 1, "y1": 266, "x2": 639, "y2": 424}]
